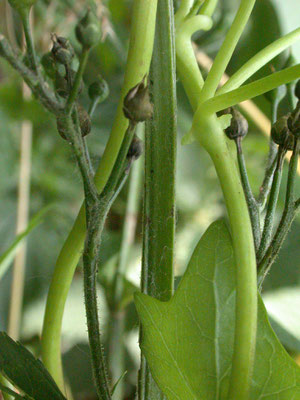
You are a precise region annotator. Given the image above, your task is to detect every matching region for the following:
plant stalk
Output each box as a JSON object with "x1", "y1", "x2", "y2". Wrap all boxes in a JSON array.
[{"x1": 138, "y1": 1, "x2": 177, "y2": 398}]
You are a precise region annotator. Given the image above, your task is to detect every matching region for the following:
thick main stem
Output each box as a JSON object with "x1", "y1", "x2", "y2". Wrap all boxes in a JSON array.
[
  {"x1": 138, "y1": 1, "x2": 177, "y2": 398},
  {"x1": 192, "y1": 114, "x2": 257, "y2": 400}
]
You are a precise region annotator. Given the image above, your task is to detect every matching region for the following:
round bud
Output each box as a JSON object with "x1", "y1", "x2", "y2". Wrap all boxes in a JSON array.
[
  {"x1": 78, "y1": 104, "x2": 92, "y2": 137},
  {"x1": 127, "y1": 135, "x2": 143, "y2": 161},
  {"x1": 41, "y1": 52, "x2": 56, "y2": 80},
  {"x1": 123, "y1": 80, "x2": 153, "y2": 122},
  {"x1": 271, "y1": 115, "x2": 294, "y2": 150},
  {"x1": 287, "y1": 102, "x2": 300, "y2": 139},
  {"x1": 51, "y1": 36, "x2": 74, "y2": 66},
  {"x1": 75, "y1": 10, "x2": 102, "y2": 50},
  {"x1": 56, "y1": 116, "x2": 69, "y2": 141},
  {"x1": 222, "y1": 107, "x2": 248, "y2": 140},
  {"x1": 88, "y1": 76, "x2": 109, "y2": 103},
  {"x1": 55, "y1": 70, "x2": 68, "y2": 98}
]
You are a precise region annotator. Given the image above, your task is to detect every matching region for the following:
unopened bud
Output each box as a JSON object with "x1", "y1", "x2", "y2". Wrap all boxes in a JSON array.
[
  {"x1": 88, "y1": 76, "x2": 109, "y2": 103},
  {"x1": 271, "y1": 115, "x2": 294, "y2": 150},
  {"x1": 41, "y1": 52, "x2": 56, "y2": 80},
  {"x1": 51, "y1": 36, "x2": 74, "y2": 66},
  {"x1": 78, "y1": 104, "x2": 92, "y2": 137},
  {"x1": 123, "y1": 80, "x2": 153, "y2": 122},
  {"x1": 219, "y1": 107, "x2": 248, "y2": 140},
  {"x1": 75, "y1": 10, "x2": 102, "y2": 50},
  {"x1": 127, "y1": 135, "x2": 143, "y2": 161}
]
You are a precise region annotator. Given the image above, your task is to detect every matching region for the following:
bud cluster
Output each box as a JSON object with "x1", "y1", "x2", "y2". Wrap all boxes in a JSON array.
[{"x1": 271, "y1": 79, "x2": 300, "y2": 150}]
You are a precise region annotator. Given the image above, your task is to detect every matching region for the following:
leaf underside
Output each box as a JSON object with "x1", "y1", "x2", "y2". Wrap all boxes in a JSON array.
[
  {"x1": 0, "y1": 333, "x2": 66, "y2": 400},
  {"x1": 135, "y1": 220, "x2": 300, "y2": 400}
]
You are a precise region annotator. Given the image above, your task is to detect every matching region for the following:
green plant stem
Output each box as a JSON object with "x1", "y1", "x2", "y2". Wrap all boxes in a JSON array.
[
  {"x1": 200, "y1": 0, "x2": 218, "y2": 17},
  {"x1": 175, "y1": 14, "x2": 213, "y2": 109},
  {"x1": 88, "y1": 97, "x2": 100, "y2": 117},
  {"x1": 138, "y1": 1, "x2": 176, "y2": 399},
  {"x1": 257, "y1": 148, "x2": 285, "y2": 263},
  {"x1": 65, "y1": 49, "x2": 89, "y2": 115},
  {"x1": 199, "y1": 0, "x2": 256, "y2": 102},
  {"x1": 258, "y1": 156, "x2": 277, "y2": 211},
  {"x1": 197, "y1": 64, "x2": 300, "y2": 115},
  {"x1": 20, "y1": 9, "x2": 39, "y2": 75},
  {"x1": 192, "y1": 113, "x2": 257, "y2": 400},
  {"x1": 258, "y1": 139, "x2": 299, "y2": 287},
  {"x1": 258, "y1": 100, "x2": 279, "y2": 210},
  {"x1": 41, "y1": 0, "x2": 158, "y2": 387},
  {"x1": 235, "y1": 137, "x2": 261, "y2": 251},
  {"x1": 218, "y1": 27, "x2": 300, "y2": 95}
]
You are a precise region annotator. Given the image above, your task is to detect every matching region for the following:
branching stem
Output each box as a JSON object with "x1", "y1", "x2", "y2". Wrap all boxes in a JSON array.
[{"x1": 236, "y1": 137, "x2": 261, "y2": 250}]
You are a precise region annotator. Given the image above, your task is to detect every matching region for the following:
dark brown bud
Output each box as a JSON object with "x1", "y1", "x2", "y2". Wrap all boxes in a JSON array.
[
  {"x1": 218, "y1": 107, "x2": 248, "y2": 140},
  {"x1": 127, "y1": 135, "x2": 143, "y2": 161},
  {"x1": 271, "y1": 115, "x2": 294, "y2": 150},
  {"x1": 51, "y1": 35, "x2": 74, "y2": 66},
  {"x1": 56, "y1": 115, "x2": 69, "y2": 140},
  {"x1": 78, "y1": 104, "x2": 92, "y2": 137},
  {"x1": 123, "y1": 79, "x2": 153, "y2": 122}
]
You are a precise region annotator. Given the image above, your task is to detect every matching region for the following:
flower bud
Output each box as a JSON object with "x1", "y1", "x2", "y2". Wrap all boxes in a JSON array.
[
  {"x1": 41, "y1": 52, "x2": 56, "y2": 80},
  {"x1": 8, "y1": 0, "x2": 37, "y2": 17},
  {"x1": 287, "y1": 102, "x2": 300, "y2": 139},
  {"x1": 127, "y1": 135, "x2": 143, "y2": 161},
  {"x1": 219, "y1": 107, "x2": 248, "y2": 140},
  {"x1": 75, "y1": 10, "x2": 102, "y2": 50},
  {"x1": 78, "y1": 104, "x2": 92, "y2": 137},
  {"x1": 271, "y1": 115, "x2": 294, "y2": 150},
  {"x1": 123, "y1": 80, "x2": 153, "y2": 123},
  {"x1": 51, "y1": 36, "x2": 74, "y2": 66},
  {"x1": 88, "y1": 76, "x2": 109, "y2": 103}
]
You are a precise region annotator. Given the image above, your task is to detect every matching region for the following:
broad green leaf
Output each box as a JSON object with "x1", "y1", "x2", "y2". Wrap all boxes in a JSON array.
[
  {"x1": 0, "y1": 333, "x2": 66, "y2": 400},
  {"x1": 135, "y1": 220, "x2": 300, "y2": 400},
  {"x1": 0, "y1": 207, "x2": 50, "y2": 280}
]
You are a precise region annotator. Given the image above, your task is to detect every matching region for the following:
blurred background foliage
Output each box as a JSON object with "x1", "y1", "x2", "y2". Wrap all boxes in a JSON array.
[{"x1": 0, "y1": 0, "x2": 299, "y2": 399}]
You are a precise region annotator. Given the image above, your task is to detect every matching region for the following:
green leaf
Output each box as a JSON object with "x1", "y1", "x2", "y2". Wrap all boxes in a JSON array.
[
  {"x1": 0, "y1": 206, "x2": 51, "y2": 280},
  {"x1": 135, "y1": 220, "x2": 300, "y2": 400},
  {"x1": 0, "y1": 333, "x2": 66, "y2": 400}
]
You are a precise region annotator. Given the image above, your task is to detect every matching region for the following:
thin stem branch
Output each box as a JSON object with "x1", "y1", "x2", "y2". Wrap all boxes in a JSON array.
[
  {"x1": 235, "y1": 137, "x2": 261, "y2": 251},
  {"x1": 258, "y1": 139, "x2": 299, "y2": 287},
  {"x1": 197, "y1": 64, "x2": 300, "y2": 116},
  {"x1": 65, "y1": 49, "x2": 89, "y2": 115},
  {"x1": 218, "y1": 27, "x2": 300, "y2": 95},
  {"x1": 21, "y1": 10, "x2": 39, "y2": 74},
  {"x1": 257, "y1": 148, "x2": 285, "y2": 263},
  {"x1": 258, "y1": 99, "x2": 280, "y2": 210},
  {"x1": 199, "y1": 0, "x2": 256, "y2": 102}
]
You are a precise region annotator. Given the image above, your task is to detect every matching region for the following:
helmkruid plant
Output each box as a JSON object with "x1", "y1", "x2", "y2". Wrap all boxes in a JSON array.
[{"x1": 0, "y1": 0, "x2": 300, "y2": 399}]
